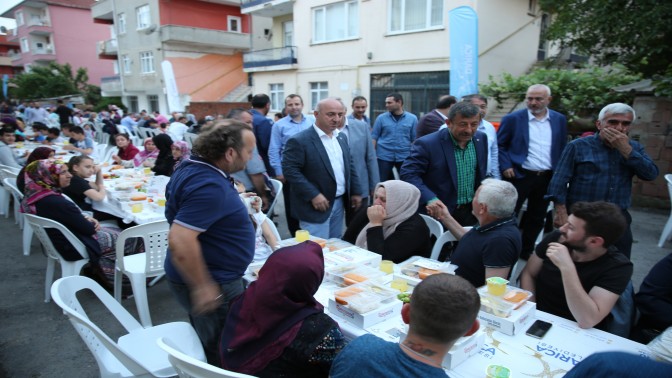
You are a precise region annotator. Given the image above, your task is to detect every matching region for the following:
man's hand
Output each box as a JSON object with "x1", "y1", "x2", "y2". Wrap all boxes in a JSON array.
[
  {"x1": 600, "y1": 128, "x2": 632, "y2": 158},
  {"x1": 350, "y1": 194, "x2": 362, "y2": 210},
  {"x1": 502, "y1": 168, "x2": 515, "y2": 179},
  {"x1": 553, "y1": 204, "x2": 568, "y2": 228},
  {"x1": 191, "y1": 282, "x2": 223, "y2": 315},
  {"x1": 367, "y1": 204, "x2": 386, "y2": 226},
  {"x1": 311, "y1": 193, "x2": 330, "y2": 212},
  {"x1": 426, "y1": 200, "x2": 449, "y2": 221},
  {"x1": 85, "y1": 216, "x2": 101, "y2": 231},
  {"x1": 546, "y1": 242, "x2": 574, "y2": 272}
]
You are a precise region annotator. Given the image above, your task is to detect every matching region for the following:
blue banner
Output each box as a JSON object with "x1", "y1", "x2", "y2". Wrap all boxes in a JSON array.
[
  {"x1": 449, "y1": 6, "x2": 478, "y2": 99},
  {"x1": 2, "y1": 74, "x2": 8, "y2": 98}
]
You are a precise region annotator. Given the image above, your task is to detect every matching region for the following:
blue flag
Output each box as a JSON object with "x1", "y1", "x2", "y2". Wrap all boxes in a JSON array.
[
  {"x1": 2, "y1": 74, "x2": 8, "y2": 98},
  {"x1": 449, "y1": 6, "x2": 478, "y2": 99}
]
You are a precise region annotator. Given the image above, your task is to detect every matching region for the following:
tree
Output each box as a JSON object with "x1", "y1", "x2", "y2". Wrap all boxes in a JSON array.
[
  {"x1": 539, "y1": 0, "x2": 672, "y2": 78},
  {"x1": 8, "y1": 62, "x2": 102, "y2": 102}
]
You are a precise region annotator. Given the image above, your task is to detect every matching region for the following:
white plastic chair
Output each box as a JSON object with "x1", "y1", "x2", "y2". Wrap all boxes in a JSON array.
[
  {"x1": 420, "y1": 214, "x2": 444, "y2": 241},
  {"x1": 266, "y1": 179, "x2": 283, "y2": 217},
  {"x1": 114, "y1": 220, "x2": 170, "y2": 327},
  {"x1": 3, "y1": 177, "x2": 21, "y2": 226},
  {"x1": 429, "y1": 226, "x2": 473, "y2": 261},
  {"x1": 0, "y1": 165, "x2": 20, "y2": 217},
  {"x1": 184, "y1": 133, "x2": 198, "y2": 148},
  {"x1": 658, "y1": 174, "x2": 672, "y2": 247},
  {"x1": 3, "y1": 177, "x2": 34, "y2": 256},
  {"x1": 24, "y1": 213, "x2": 90, "y2": 302},
  {"x1": 157, "y1": 337, "x2": 256, "y2": 378},
  {"x1": 51, "y1": 276, "x2": 206, "y2": 378}
]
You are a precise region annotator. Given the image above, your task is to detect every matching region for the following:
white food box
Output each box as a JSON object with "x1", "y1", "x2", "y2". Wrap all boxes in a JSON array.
[
  {"x1": 477, "y1": 300, "x2": 536, "y2": 336},
  {"x1": 398, "y1": 327, "x2": 485, "y2": 370},
  {"x1": 323, "y1": 246, "x2": 382, "y2": 269},
  {"x1": 393, "y1": 256, "x2": 458, "y2": 286},
  {"x1": 328, "y1": 297, "x2": 403, "y2": 329}
]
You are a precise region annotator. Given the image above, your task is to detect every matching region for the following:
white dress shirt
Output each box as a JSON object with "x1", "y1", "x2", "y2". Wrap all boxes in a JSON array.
[
  {"x1": 523, "y1": 110, "x2": 553, "y2": 171},
  {"x1": 313, "y1": 124, "x2": 345, "y2": 197}
]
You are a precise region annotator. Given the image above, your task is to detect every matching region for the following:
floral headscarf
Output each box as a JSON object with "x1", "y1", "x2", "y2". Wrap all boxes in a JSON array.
[
  {"x1": 132, "y1": 137, "x2": 159, "y2": 167},
  {"x1": 172, "y1": 141, "x2": 191, "y2": 162},
  {"x1": 20, "y1": 159, "x2": 67, "y2": 214}
]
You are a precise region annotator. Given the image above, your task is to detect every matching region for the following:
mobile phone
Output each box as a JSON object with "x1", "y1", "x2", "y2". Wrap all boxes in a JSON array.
[{"x1": 526, "y1": 320, "x2": 552, "y2": 339}]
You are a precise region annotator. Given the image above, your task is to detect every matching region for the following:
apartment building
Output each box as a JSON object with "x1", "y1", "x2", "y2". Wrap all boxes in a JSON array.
[
  {"x1": 0, "y1": 34, "x2": 22, "y2": 77},
  {"x1": 242, "y1": 0, "x2": 550, "y2": 120},
  {"x1": 92, "y1": 0, "x2": 272, "y2": 114},
  {"x1": 2, "y1": 0, "x2": 114, "y2": 85}
]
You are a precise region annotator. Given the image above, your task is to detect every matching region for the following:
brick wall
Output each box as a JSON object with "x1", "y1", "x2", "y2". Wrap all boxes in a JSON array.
[
  {"x1": 187, "y1": 102, "x2": 251, "y2": 121},
  {"x1": 630, "y1": 96, "x2": 672, "y2": 208}
]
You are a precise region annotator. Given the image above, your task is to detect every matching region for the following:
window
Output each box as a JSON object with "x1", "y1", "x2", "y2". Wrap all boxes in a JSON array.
[
  {"x1": 20, "y1": 38, "x2": 28, "y2": 53},
  {"x1": 283, "y1": 21, "x2": 293, "y2": 47},
  {"x1": 269, "y1": 84, "x2": 284, "y2": 112},
  {"x1": 118, "y1": 12, "x2": 126, "y2": 34},
  {"x1": 389, "y1": 0, "x2": 443, "y2": 33},
  {"x1": 313, "y1": 1, "x2": 358, "y2": 43},
  {"x1": 121, "y1": 55, "x2": 131, "y2": 74},
  {"x1": 136, "y1": 5, "x2": 150, "y2": 30},
  {"x1": 140, "y1": 51, "x2": 154, "y2": 73},
  {"x1": 147, "y1": 95, "x2": 159, "y2": 113},
  {"x1": 15, "y1": 11, "x2": 24, "y2": 26},
  {"x1": 310, "y1": 82, "x2": 328, "y2": 111},
  {"x1": 128, "y1": 96, "x2": 139, "y2": 113},
  {"x1": 227, "y1": 16, "x2": 241, "y2": 33}
]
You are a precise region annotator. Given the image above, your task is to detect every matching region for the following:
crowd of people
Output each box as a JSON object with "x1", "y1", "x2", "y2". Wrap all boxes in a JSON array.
[{"x1": 1, "y1": 84, "x2": 670, "y2": 377}]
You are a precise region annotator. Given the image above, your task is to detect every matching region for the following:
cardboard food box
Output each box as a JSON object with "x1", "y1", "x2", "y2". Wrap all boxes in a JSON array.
[
  {"x1": 477, "y1": 300, "x2": 536, "y2": 336},
  {"x1": 325, "y1": 264, "x2": 386, "y2": 286},
  {"x1": 323, "y1": 246, "x2": 382, "y2": 270},
  {"x1": 399, "y1": 328, "x2": 485, "y2": 370},
  {"x1": 394, "y1": 256, "x2": 457, "y2": 286},
  {"x1": 328, "y1": 297, "x2": 403, "y2": 329}
]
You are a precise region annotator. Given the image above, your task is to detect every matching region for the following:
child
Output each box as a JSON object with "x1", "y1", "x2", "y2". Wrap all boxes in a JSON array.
[{"x1": 235, "y1": 181, "x2": 279, "y2": 262}]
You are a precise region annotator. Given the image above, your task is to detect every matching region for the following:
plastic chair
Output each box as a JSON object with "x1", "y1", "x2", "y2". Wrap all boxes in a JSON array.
[
  {"x1": 429, "y1": 226, "x2": 473, "y2": 261},
  {"x1": 23, "y1": 213, "x2": 90, "y2": 302},
  {"x1": 3, "y1": 177, "x2": 34, "y2": 256},
  {"x1": 0, "y1": 165, "x2": 20, "y2": 217},
  {"x1": 184, "y1": 133, "x2": 198, "y2": 148},
  {"x1": 3, "y1": 177, "x2": 21, "y2": 226},
  {"x1": 658, "y1": 174, "x2": 672, "y2": 247},
  {"x1": 266, "y1": 179, "x2": 283, "y2": 217},
  {"x1": 51, "y1": 276, "x2": 206, "y2": 378},
  {"x1": 157, "y1": 337, "x2": 256, "y2": 378},
  {"x1": 420, "y1": 214, "x2": 444, "y2": 241},
  {"x1": 114, "y1": 220, "x2": 170, "y2": 327}
]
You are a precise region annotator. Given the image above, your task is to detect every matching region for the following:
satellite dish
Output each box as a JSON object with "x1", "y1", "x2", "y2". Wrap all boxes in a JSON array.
[{"x1": 0, "y1": 26, "x2": 7, "y2": 34}]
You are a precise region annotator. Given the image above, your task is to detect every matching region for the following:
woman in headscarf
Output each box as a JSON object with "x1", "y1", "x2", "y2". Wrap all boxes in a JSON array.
[
  {"x1": 171, "y1": 140, "x2": 190, "y2": 171},
  {"x1": 151, "y1": 133, "x2": 175, "y2": 176},
  {"x1": 20, "y1": 159, "x2": 140, "y2": 288},
  {"x1": 16, "y1": 146, "x2": 54, "y2": 192},
  {"x1": 132, "y1": 137, "x2": 159, "y2": 168},
  {"x1": 343, "y1": 180, "x2": 431, "y2": 263},
  {"x1": 221, "y1": 242, "x2": 345, "y2": 377},
  {"x1": 111, "y1": 133, "x2": 140, "y2": 167}
]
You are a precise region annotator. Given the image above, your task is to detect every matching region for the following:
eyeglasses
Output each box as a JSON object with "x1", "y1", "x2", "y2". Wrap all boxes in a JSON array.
[{"x1": 605, "y1": 119, "x2": 632, "y2": 127}]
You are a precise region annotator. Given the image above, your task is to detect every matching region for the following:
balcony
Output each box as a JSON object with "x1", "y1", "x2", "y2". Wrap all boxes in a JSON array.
[
  {"x1": 243, "y1": 46, "x2": 297, "y2": 72},
  {"x1": 31, "y1": 48, "x2": 56, "y2": 62},
  {"x1": 240, "y1": 0, "x2": 294, "y2": 17},
  {"x1": 25, "y1": 19, "x2": 52, "y2": 36},
  {"x1": 101, "y1": 75, "x2": 122, "y2": 96},
  {"x1": 97, "y1": 39, "x2": 118, "y2": 60},
  {"x1": 160, "y1": 25, "x2": 250, "y2": 54},
  {"x1": 91, "y1": 0, "x2": 114, "y2": 24}
]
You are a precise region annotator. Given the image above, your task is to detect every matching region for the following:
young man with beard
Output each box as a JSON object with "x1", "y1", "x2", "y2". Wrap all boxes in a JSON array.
[{"x1": 520, "y1": 201, "x2": 632, "y2": 330}]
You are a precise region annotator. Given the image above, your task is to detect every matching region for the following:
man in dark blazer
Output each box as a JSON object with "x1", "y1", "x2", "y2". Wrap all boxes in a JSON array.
[
  {"x1": 415, "y1": 95, "x2": 457, "y2": 139},
  {"x1": 337, "y1": 101, "x2": 380, "y2": 225},
  {"x1": 282, "y1": 98, "x2": 363, "y2": 239},
  {"x1": 497, "y1": 83, "x2": 568, "y2": 260},
  {"x1": 401, "y1": 102, "x2": 488, "y2": 226}
]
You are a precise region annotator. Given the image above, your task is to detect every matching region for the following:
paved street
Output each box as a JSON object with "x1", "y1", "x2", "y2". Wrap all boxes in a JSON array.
[{"x1": 0, "y1": 198, "x2": 669, "y2": 377}]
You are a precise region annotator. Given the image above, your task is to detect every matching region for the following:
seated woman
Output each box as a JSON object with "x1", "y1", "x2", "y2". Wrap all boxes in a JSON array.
[
  {"x1": 343, "y1": 180, "x2": 431, "y2": 263},
  {"x1": 151, "y1": 133, "x2": 175, "y2": 176},
  {"x1": 16, "y1": 146, "x2": 54, "y2": 192},
  {"x1": 234, "y1": 180, "x2": 279, "y2": 262},
  {"x1": 171, "y1": 140, "x2": 191, "y2": 171},
  {"x1": 221, "y1": 241, "x2": 345, "y2": 377},
  {"x1": 20, "y1": 159, "x2": 140, "y2": 288},
  {"x1": 132, "y1": 138, "x2": 159, "y2": 168},
  {"x1": 111, "y1": 133, "x2": 140, "y2": 167}
]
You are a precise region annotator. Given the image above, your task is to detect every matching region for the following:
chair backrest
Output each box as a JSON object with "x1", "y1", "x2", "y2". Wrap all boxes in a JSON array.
[
  {"x1": 146, "y1": 129, "x2": 160, "y2": 138},
  {"x1": 429, "y1": 226, "x2": 473, "y2": 261},
  {"x1": 3, "y1": 177, "x2": 22, "y2": 202},
  {"x1": 267, "y1": 179, "x2": 283, "y2": 216},
  {"x1": 51, "y1": 276, "x2": 153, "y2": 377},
  {"x1": 262, "y1": 215, "x2": 281, "y2": 242},
  {"x1": 666, "y1": 174, "x2": 672, "y2": 196},
  {"x1": 184, "y1": 133, "x2": 198, "y2": 149},
  {"x1": 24, "y1": 213, "x2": 89, "y2": 262},
  {"x1": 157, "y1": 338, "x2": 256, "y2": 378},
  {"x1": 115, "y1": 220, "x2": 170, "y2": 274},
  {"x1": 420, "y1": 214, "x2": 444, "y2": 240},
  {"x1": 0, "y1": 166, "x2": 19, "y2": 182},
  {"x1": 136, "y1": 128, "x2": 148, "y2": 139}
]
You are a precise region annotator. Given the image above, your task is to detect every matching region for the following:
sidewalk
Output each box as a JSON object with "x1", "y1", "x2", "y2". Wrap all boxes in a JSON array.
[{"x1": 0, "y1": 205, "x2": 669, "y2": 377}]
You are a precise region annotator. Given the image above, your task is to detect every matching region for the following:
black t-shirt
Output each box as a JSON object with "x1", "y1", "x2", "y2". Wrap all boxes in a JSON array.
[
  {"x1": 55, "y1": 105, "x2": 72, "y2": 125},
  {"x1": 452, "y1": 217, "x2": 521, "y2": 288},
  {"x1": 534, "y1": 231, "x2": 633, "y2": 327},
  {"x1": 63, "y1": 175, "x2": 94, "y2": 211}
]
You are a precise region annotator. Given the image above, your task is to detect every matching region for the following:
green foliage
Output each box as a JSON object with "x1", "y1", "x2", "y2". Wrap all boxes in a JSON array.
[
  {"x1": 93, "y1": 97, "x2": 126, "y2": 113},
  {"x1": 481, "y1": 66, "x2": 642, "y2": 123},
  {"x1": 8, "y1": 62, "x2": 100, "y2": 103},
  {"x1": 539, "y1": 0, "x2": 672, "y2": 78}
]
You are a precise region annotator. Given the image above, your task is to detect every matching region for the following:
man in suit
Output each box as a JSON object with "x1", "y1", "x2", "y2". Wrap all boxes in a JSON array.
[
  {"x1": 498, "y1": 84, "x2": 568, "y2": 260},
  {"x1": 337, "y1": 99, "x2": 380, "y2": 225},
  {"x1": 416, "y1": 95, "x2": 457, "y2": 139},
  {"x1": 282, "y1": 98, "x2": 363, "y2": 239},
  {"x1": 401, "y1": 102, "x2": 488, "y2": 226}
]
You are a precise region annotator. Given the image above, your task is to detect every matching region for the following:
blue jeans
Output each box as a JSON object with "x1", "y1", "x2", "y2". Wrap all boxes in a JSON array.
[
  {"x1": 377, "y1": 159, "x2": 403, "y2": 182},
  {"x1": 168, "y1": 278, "x2": 245, "y2": 366},
  {"x1": 300, "y1": 197, "x2": 345, "y2": 239}
]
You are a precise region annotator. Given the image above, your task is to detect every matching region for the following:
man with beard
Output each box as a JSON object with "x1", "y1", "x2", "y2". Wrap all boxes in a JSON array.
[{"x1": 520, "y1": 201, "x2": 633, "y2": 330}]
